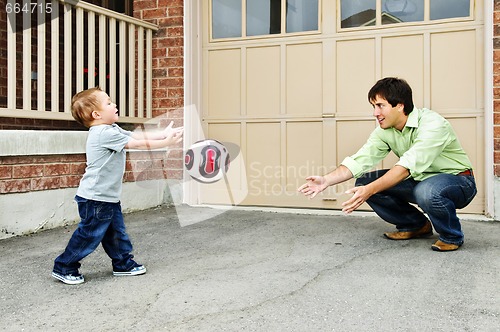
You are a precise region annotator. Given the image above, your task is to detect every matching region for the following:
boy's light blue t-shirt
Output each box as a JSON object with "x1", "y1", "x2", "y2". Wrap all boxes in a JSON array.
[{"x1": 76, "y1": 124, "x2": 132, "y2": 203}]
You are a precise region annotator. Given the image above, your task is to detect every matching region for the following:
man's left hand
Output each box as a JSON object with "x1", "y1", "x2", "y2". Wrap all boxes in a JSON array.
[{"x1": 341, "y1": 185, "x2": 372, "y2": 214}]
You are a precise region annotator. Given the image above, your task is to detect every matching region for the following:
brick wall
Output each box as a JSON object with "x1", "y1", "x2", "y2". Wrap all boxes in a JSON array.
[
  {"x1": 134, "y1": 0, "x2": 184, "y2": 121},
  {"x1": 0, "y1": 150, "x2": 183, "y2": 194},
  {"x1": 495, "y1": 0, "x2": 500, "y2": 176},
  {"x1": 0, "y1": 155, "x2": 86, "y2": 194},
  {"x1": 0, "y1": 0, "x2": 185, "y2": 195},
  {"x1": 133, "y1": 0, "x2": 184, "y2": 180}
]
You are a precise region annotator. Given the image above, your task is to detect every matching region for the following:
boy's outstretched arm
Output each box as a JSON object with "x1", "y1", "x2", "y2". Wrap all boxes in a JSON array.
[
  {"x1": 130, "y1": 121, "x2": 184, "y2": 141},
  {"x1": 126, "y1": 122, "x2": 183, "y2": 150}
]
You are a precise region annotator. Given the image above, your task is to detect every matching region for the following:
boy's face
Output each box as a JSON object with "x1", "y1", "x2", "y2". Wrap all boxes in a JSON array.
[{"x1": 91, "y1": 91, "x2": 119, "y2": 125}]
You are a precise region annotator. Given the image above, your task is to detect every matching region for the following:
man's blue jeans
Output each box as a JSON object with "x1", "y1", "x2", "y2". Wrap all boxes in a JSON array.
[
  {"x1": 355, "y1": 170, "x2": 477, "y2": 245},
  {"x1": 53, "y1": 196, "x2": 138, "y2": 275}
]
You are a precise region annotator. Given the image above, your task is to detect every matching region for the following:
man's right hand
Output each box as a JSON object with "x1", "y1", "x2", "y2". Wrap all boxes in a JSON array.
[{"x1": 297, "y1": 176, "x2": 328, "y2": 199}]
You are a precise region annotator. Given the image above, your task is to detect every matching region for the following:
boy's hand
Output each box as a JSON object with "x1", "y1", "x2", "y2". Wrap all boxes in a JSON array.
[
  {"x1": 163, "y1": 121, "x2": 183, "y2": 138},
  {"x1": 163, "y1": 121, "x2": 184, "y2": 146}
]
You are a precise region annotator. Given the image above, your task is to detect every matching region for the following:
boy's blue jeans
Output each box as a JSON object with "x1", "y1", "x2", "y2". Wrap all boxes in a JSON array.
[
  {"x1": 53, "y1": 196, "x2": 139, "y2": 275},
  {"x1": 355, "y1": 170, "x2": 477, "y2": 245}
]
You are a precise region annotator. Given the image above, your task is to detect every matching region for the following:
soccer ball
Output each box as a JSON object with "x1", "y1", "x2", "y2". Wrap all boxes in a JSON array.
[{"x1": 184, "y1": 139, "x2": 230, "y2": 184}]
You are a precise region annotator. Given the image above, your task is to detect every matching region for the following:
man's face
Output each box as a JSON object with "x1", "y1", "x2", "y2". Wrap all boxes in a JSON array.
[{"x1": 370, "y1": 95, "x2": 406, "y2": 131}]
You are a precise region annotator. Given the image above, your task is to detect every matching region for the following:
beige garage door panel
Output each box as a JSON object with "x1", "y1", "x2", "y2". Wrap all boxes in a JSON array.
[
  {"x1": 286, "y1": 122, "x2": 323, "y2": 191},
  {"x1": 334, "y1": 120, "x2": 376, "y2": 209},
  {"x1": 431, "y1": 30, "x2": 477, "y2": 112},
  {"x1": 206, "y1": 123, "x2": 243, "y2": 190},
  {"x1": 382, "y1": 35, "x2": 425, "y2": 108},
  {"x1": 208, "y1": 49, "x2": 241, "y2": 118},
  {"x1": 247, "y1": 46, "x2": 281, "y2": 118},
  {"x1": 286, "y1": 43, "x2": 323, "y2": 117},
  {"x1": 336, "y1": 39, "x2": 376, "y2": 117},
  {"x1": 448, "y1": 117, "x2": 484, "y2": 213},
  {"x1": 336, "y1": 120, "x2": 376, "y2": 161},
  {"x1": 245, "y1": 122, "x2": 281, "y2": 202}
]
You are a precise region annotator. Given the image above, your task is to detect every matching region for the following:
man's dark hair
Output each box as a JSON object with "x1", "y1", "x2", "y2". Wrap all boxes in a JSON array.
[{"x1": 368, "y1": 77, "x2": 414, "y2": 115}]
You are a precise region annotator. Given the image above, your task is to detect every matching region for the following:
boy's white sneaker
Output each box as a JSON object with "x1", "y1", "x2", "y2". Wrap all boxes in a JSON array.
[
  {"x1": 113, "y1": 265, "x2": 146, "y2": 276},
  {"x1": 52, "y1": 271, "x2": 85, "y2": 285}
]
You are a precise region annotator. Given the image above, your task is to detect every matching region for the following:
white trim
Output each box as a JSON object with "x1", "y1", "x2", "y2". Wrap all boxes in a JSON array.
[
  {"x1": 484, "y1": 0, "x2": 494, "y2": 218},
  {"x1": 0, "y1": 131, "x2": 87, "y2": 156},
  {"x1": 183, "y1": 0, "x2": 203, "y2": 205},
  {"x1": 199, "y1": 204, "x2": 494, "y2": 221}
]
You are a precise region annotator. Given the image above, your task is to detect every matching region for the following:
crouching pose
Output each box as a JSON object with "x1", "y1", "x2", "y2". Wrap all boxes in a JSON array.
[{"x1": 298, "y1": 77, "x2": 476, "y2": 252}]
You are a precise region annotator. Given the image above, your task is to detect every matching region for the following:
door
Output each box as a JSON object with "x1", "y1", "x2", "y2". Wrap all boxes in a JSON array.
[{"x1": 196, "y1": 0, "x2": 485, "y2": 213}]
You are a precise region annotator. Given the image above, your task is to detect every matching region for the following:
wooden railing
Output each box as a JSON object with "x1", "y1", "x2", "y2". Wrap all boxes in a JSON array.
[{"x1": 1, "y1": 0, "x2": 158, "y2": 123}]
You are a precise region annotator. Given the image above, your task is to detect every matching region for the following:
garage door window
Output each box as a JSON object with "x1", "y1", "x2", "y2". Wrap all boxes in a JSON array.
[
  {"x1": 212, "y1": 0, "x2": 320, "y2": 40},
  {"x1": 340, "y1": 0, "x2": 472, "y2": 29}
]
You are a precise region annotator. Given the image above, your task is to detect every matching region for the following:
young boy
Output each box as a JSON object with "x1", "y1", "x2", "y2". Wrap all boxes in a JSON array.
[{"x1": 52, "y1": 87, "x2": 183, "y2": 284}]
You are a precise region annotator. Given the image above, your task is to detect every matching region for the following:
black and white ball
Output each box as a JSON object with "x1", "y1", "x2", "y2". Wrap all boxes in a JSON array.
[{"x1": 184, "y1": 139, "x2": 230, "y2": 184}]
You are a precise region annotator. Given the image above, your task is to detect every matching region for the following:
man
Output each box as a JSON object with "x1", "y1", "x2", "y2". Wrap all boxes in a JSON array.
[{"x1": 298, "y1": 77, "x2": 477, "y2": 252}]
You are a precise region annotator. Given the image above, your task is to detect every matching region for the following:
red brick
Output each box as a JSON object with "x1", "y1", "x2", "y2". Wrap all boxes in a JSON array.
[
  {"x1": 143, "y1": 8, "x2": 167, "y2": 19},
  {"x1": 168, "y1": 47, "x2": 183, "y2": 57},
  {"x1": 13, "y1": 165, "x2": 43, "y2": 178},
  {"x1": 168, "y1": 67, "x2": 183, "y2": 77},
  {"x1": 166, "y1": 148, "x2": 183, "y2": 159},
  {"x1": 168, "y1": 88, "x2": 184, "y2": 98},
  {"x1": 0, "y1": 166, "x2": 12, "y2": 179},
  {"x1": 60, "y1": 175, "x2": 82, "y2": 188},
  {"x1": 167, "y1": 7, "x2": 183, "y2": 17},
  {"x1": 65, "y1": 154, "x2": 86, "y2": 162},
  {"x1": 31, "y1": 177, "x2": 61, "y2": 191},
  {"x1": 148, "y1": 169, "x2": 167, "y2": 180},
  {"x1": 153, "y1": 88, "x2": 169, "y2": 98},
  {"x1": 134, "y1": 0, "x2": 158, "y2": 11},
  {"x1": 158, "y1": 57, "x2": 183, "y2": 68},
  {"x1": 156, "y1": 37, "x2": 183, "y2": 49},
  {"x1": 0, "y1": 179, "x2": 31, "y2": 194},
  {"x1": 44, "y1": 164, "x2": 71, "y2": 176},
  {"x1": 157, "y1": 17, "x2": 183, "y2": 27},
  {"x1": 70, "y1": 162, "x2": 87, "y2": 175},
  {"x1": 167, "y1": 27, "x2": 184, "y2": 37},
  {"x1": 152, "y1": 48, "x2": 167, "y2": 58},
  {"x1": 165, "y1": 169, "x2": 183, "y2": 179},
  {"x1": 158, "y1": 77, "x2": 184, "y2": 88},
  {"x1": 164, "y1": 159, "x2": 183, "y2": 169}
]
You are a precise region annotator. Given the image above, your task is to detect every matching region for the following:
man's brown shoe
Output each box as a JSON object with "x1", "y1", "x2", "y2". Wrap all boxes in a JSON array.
[
  {"x1": 431, "y1": 240, "x2": 461, "y2": 252},
  {"x1": 383, "y1": 221, "x2": 433, "y2": 240}
]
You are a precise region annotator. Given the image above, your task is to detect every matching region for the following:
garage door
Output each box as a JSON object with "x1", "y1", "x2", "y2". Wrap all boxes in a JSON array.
[{"x1": 197, "y1": 0, "x2": 484, "y2": 213}]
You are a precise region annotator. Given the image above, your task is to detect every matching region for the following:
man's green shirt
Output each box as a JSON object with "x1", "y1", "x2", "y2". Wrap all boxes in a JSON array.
[{"x1": 341, "y1": 108, "x2": 473, "y2": 181}]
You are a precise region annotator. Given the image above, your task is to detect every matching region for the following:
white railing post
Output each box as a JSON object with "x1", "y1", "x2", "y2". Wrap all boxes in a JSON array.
[
  {"x1": 64, "y1": 3, "x2": 72, "y2": 114},
  {"x1": 137, "y1": 26, "x2": 144, "y2": 118},
  {"x1": 146, "y1": 29, "x2": 153, "y2": 119},
  {"x1": 76, "y1": 7, "x2": 84, "y2": 93},
  {"x1": 119, "y1": 20, "x2": 127, "y2": 116},
  {"x1": 51, "y1": 0, "x2": 60, "y2": 113},
  {"x1": 23, "y1": 0, "x2": 31, "y2": 111},
  {"x1": 87, "y1": 11, "x2": 96, "y2": 89},
  {"x1": 109, "y1": 17, "x2": 117, "y2": 102},
  {"x1": 98, "y1": 13, "x2": 107, "y2": 91},
  {"x1": 128, "y1": 24, "x2": 136, "y2": 117},
  {"x1": 7, "y1": 0, "x2": 16, "y2": 111},
  {"x1": 38, "y1": 1, "x2": 47, "y2": 112}
]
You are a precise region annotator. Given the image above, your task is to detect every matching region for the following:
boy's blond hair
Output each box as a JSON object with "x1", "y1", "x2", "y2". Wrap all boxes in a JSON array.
[{"x1": 71, "y1": 87, "x2": 103, "y2": 128}]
